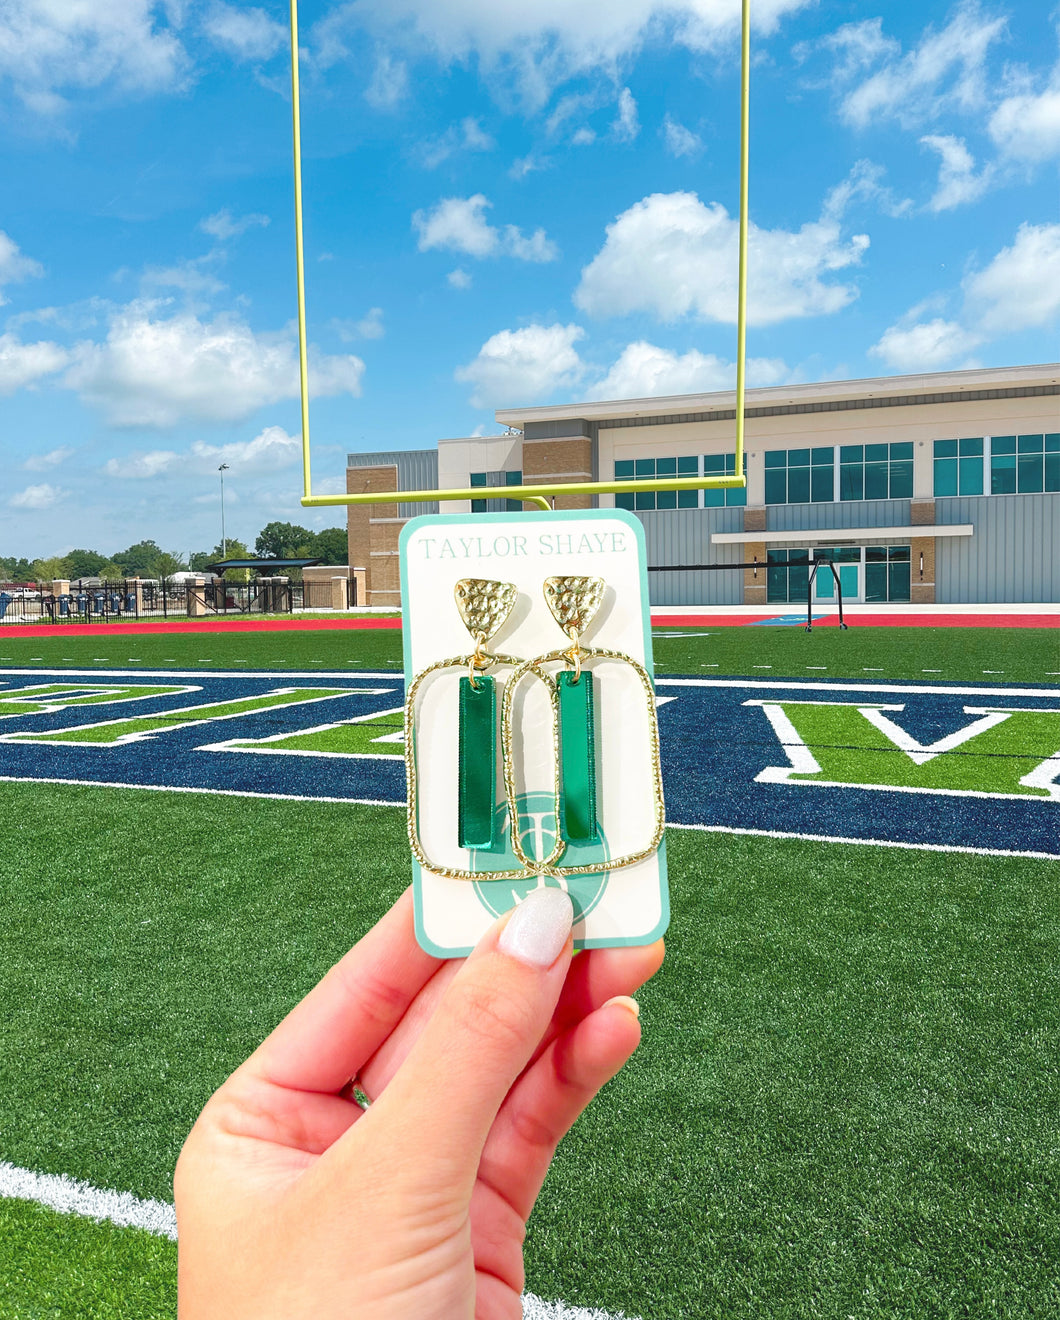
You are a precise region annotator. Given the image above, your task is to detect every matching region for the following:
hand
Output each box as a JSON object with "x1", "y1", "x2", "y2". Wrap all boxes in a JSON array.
[{"x1": 175, "y1": 885, "x2": 664, "y2": 1319}]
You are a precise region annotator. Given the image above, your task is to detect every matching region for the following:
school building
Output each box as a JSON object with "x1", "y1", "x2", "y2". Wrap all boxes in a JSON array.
[{"x1": 346, "y1": 362, "x2": 1059, "y2": 608}]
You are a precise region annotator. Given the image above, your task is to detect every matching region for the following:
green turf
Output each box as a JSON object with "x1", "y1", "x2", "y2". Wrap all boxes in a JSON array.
[
  {"x1": 0, "y1": 1201, "x2": 175, "y2": 1320},
  {"x1": 9, "y1": 687, "x2": 351, "y2": 745},
  {"x1": 2, "y1": 783, "x2": 1059, "y2": 1317},
  {"x1": 228, "y1": 705, "x2": 406, "y2": 756},
  {"x1": 0, "y1": 622, "x2": 1057, "y2": 683}
]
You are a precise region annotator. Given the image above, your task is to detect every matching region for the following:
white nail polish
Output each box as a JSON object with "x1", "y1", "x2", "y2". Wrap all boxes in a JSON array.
[{"x1": 498, "y1": 887, "x2": 574, "y2": 968}]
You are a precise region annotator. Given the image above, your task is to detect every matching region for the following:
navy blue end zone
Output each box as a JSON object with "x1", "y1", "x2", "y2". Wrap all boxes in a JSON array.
[{"x1": 0, "y1": 668, "x2": 1056, "y2": 858}]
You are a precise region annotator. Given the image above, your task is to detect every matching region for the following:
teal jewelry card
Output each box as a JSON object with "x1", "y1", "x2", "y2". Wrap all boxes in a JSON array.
[{"x1": 400, "y1": 508, "x2": 669, "y2": 958}]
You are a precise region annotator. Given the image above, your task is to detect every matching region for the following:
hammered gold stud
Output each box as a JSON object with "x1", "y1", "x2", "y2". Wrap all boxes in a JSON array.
[
  {"x1": 454, "y1": 578, "x2": 518, "y2": 644},
  {"x1": 543, "y1": 576, "x2": 605, "y2": 642}
]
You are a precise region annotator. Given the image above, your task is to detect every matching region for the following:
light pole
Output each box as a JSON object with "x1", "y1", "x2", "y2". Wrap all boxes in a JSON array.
[{"x1": 218, "y1": 463, "x2": 229, "y2": 559}]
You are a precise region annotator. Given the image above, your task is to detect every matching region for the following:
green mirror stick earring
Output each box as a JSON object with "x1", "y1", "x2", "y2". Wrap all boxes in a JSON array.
[
  {"x1": 500, "y1": 576, "x2": 666, "y2": 879},
  {"x1": 406, "y1": 578, "x2": 545, "y2": 883}
]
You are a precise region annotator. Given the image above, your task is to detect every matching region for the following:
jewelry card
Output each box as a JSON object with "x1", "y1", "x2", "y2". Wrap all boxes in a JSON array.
[{"x1": 399, "y1": 509, "x2": 669, "y2": 957}]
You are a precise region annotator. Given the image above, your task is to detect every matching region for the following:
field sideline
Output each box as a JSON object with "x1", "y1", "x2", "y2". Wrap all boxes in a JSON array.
[{"x1": 0, "y1": 624, "x2": 1058, "y2": 1318}]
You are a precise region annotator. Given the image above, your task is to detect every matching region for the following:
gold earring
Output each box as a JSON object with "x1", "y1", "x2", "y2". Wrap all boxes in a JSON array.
[
  {"x1": 405, "y1": 578, "x2": 540, "y2": 882},
  {"x1": 500, "y1": 575, "x2": 665, "y2": 879}
]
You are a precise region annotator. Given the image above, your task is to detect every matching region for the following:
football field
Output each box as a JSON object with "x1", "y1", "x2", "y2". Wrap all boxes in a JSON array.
[{"x1": 0, "y1": 623, "x2": 1058, "y2": 1318}]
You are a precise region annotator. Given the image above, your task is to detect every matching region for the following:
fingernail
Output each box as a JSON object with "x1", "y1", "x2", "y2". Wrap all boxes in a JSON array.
[
  {"x1": 499, "y1": 887, "x2": 574, "y2": 968},
  {"x1": 604, "y1": 995, "x2": 640, "y2": 1020}
]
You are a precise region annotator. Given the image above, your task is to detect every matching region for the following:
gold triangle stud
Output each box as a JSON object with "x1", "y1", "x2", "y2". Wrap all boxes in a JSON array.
[
  {"x1": 454, "y1": 578, "x2": 518, "y2": 643},
  {"x1": 543, "y1": 576, "x2": 605, "y2": 641}
]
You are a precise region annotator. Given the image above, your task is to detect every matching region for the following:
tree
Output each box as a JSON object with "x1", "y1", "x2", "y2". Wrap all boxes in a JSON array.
[
  {"x1": 190, "y1": 540, "x2": 252, "y2": 581},
  {"x1": 153, "y1": 551, "x2": 188, "y2": 581},
  {"x1": 312, "y1": 527, "x2": 348, "y2": 565},
  {"x1": 255, "y1": 521, "x2": 315, "y2": 560},
  {"x1": 113, "y1": 540, "x2": 165, "y2": 577},
  {"x1": 65, "y1": 548, "x2": 109, "y2": 578},
  {"x1": 0, "y1": 557, "x2": 35, "y2": 582},
  {"x1": 31, "y1": 555, "x2": 71, "y2": 582}
]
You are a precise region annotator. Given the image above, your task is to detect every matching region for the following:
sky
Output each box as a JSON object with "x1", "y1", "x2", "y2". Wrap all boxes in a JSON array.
[{"x1": 1, "y1": 0, "x2": 1058, "y2": 561}]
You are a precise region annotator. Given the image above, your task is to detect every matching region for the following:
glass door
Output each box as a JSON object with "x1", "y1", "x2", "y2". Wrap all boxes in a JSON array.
[{"x1": 812, "y1": 549, "x2": 862, "y2": 603}]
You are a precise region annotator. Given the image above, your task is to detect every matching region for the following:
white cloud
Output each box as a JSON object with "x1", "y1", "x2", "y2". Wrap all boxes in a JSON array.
[
  {"x1": 965, "y1": 221, "x2": 1060, "y2": 334},
  {"x1": 413, "y1": 195, "x2": 558, "y2": 262},
  {"x1": 447, "y1": 268, "x2": 472, "y2": 289},
  {"x1": 365, "y1": 50, "x2": 408, "y2": 108},
  {"x1": 571, "y1": 127, "x2": 596, "y2": 146},
  {"x1": 586, "y1": 342, "x2": 790, "y2": 400},
  {"x1": 989, "y1": 78, "x2": 1060, "y2": 163},
  {"x1": 103, "y1": 427, "x2": 303, "y2": 481},
  {"x1": 418, "y1": 117, "x2": 496, "y2": 168},
  {"x1": 0, "y1": 331, "x2": 68, "y2": 393},
  {"x1": 662, "y1": 115, "x2": 702, "y2": 157},
  {"x1": 202, "y1": 4, "x2": 286, "y2": 62},
  {"x1": 0, "y1": 231, "x2": 44, "y2": 302},
  {"x1": 198, "y1": 209, "x2": 270, "y2": 242},
  {"x1": 140, "y1": 256, "x2": 227, "y2": 298},
  {"x1": 575, "y1": 191, "x2": 869, "y2": 326},
  {"x1": 823, "y1": 159, "x2": 912, "y2": 221},
  {"x1": 355, "y1": 307, "x2": 385, "y2": 339},
  {"x1": 9, "y1": 482, "x2": 66, "y2": 510},
  {"x1": 63, "y1": 300, "x2": 364, "y2": 427},
  {"x1": 0, "y1": 0, "x2": 187, "y2": 113},
  {"x1": 24, "y1": 446, "x2": 74, "y2": 471},
  {"x1": 811, "y1": 3, "x2": 1007, "y2": 130},
  {"x1": 103, "y1": 449, "x2": 180, "y2": 479},
  {"x1": 611, "y1": 87, "x2": 639, "y2": 141},
  {"x1": 870, "y1": 318, "x2": 982, "y2": 371},
  {"x1": 870, "y1": 221, "x2": 1060, "y2": 369},
  {"x1": 509, "y1": 154, "x2": 546, "y2": 180},
  {"x1": 344, "y1": 0, "x2": 811, "y2": 105},
  {"x1": 455, "y1": 323, "x2": 585, "y2": 408},
  {"x1": 919, "y1": 134, "x2": 994, "y2": 211}
]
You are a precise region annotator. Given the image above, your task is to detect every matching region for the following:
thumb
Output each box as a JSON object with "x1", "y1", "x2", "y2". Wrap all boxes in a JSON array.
[{"x1": 366, "y1": 885, "x2": 574, "y2": 1198}]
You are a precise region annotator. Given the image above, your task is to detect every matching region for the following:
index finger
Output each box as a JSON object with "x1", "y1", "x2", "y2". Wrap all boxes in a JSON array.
[{"x1": 247, "y1": 887, "x2": 444, "y2": 1094}]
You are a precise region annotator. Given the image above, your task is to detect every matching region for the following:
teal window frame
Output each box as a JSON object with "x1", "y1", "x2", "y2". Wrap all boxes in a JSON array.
[
  {"x1": 614, "y1": 455, "x2": 699, "y2": 511},
  {"x1": 841, "y1": 442, "x2": 913, "y2": 502},
  {"x1": 764, "y1": 446, "x2": 834, "y2": 506},
  {"x1": 934, "y1": 438, "x2": 983, "y2": 497},
  {"x1": 702, "y1": 452, "x2": 747, "y2": 507}
]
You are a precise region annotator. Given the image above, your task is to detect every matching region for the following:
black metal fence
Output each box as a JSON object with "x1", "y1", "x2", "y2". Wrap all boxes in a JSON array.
[{"x1": 0, "y1": 577, "x2": 326, "y2": 625}]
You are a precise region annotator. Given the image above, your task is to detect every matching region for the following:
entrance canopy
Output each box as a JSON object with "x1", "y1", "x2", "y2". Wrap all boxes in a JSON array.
[{"x1": 204, "y1": 557, "x2": 322, "y2": 575}]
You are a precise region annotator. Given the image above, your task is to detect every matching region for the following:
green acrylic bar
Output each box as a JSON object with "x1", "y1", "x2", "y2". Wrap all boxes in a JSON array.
[
  {"x1": 458, "y1": 675, "x2": 497, "y2": 850},
  {"x1": 556, "y1": 670, "x2": 598, "y2": 844}
]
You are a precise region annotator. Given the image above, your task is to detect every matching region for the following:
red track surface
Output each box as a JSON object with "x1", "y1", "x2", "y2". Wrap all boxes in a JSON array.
[
  {"x1": 652, "y1": 612, "x2": 1060, "y2": 628},
  {"x1": 4, "y1": 617, "x2": 403, "y2": 639},
  {"x1": 3, "y1": 611, "x2": 1056, "y2": 638}
]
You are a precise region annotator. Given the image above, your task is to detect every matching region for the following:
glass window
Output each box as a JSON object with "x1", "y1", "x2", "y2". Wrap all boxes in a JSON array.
[
  {"x1": 865, "y1": 443, "x2": 888, "y2": 462},
  {"x1": 992, "y1": 435, "x2": 1016, "y2": 454},
  {"x1": 957, "y1": 457, "x2": 983, "y2": 495},
  {"x1": 678, "y1": 456, "x2": 698, "y2": 475},
  {"x1": 635, "y1": 458, "x2": 654, "y2": 476},
  {"x1": 1018, "y1": 453, "x2": 1044, "y2": 493},
  {"x1": 1018, "y1": 434, "x2": 1044, "y2": 452},
  {"x1": 865, "y1": 546, "x2": 887, "y2": 562},
  {"x1": 678, "y1": 490, "x2": 699, "y2": 509},
  {"x1": 764, "y1": 447, "x2": 829, "y2": 504},
  {"x1": 889, "y1": 461, "x2": 913, "y2": 499},
  {"x1": 864, "y1": 464, "x2": 888, "y2": 501},
  {"x1": 890, "y1": 442, "x2": 914, "y2": 461},
  {"x1": 1046, "y1": 454, "x2": 1060, "y2": 492},
  {"x1": 935, "y1": 439, "x2": 958, "y2": 458},
  {"x1": 991, "y1": 453, "x2": 1017, "y2": 494},
  {"x1": 1046, "y1": 434, "x2": 1060, "y2": 452},
  {"x1": 470, "y1": 472, "x2": 487, "y2": 487},
  {"x1": 959, "y1": 438, "x2": 983, "y2": 456},
  {"x1": 765, "y1": 469, "x2": 787, "y2": 504},
  {"x1": 614, "y1": 459, "x2": 634, "y2": 478},
  {"x1": 889, "y1": 562, "x2": 911, "y2": 601},
  {"x1": 889, "y1": 546, "x2": 910, "y2": 561},
  {"x1": 505, "y1": 470, "x2": 523, "y2": 511},
  {"x1": 934, "y1": 456, "x2": 958, "y2": 497},
  {"x1": 840, "y1": 445, "x2": 863, "y2": 464},
  {"x1": 865, "y1": 562, "x2": 887, "y2": 602},
  {"x1": 839, "y1": 464, "x2": 863, "y2": 501},
  {"x1": 811, "y1": 466, "x2": 833, "y2": 502},
  {"x1": 656, "y1": 456, "x2": 677, "y2": 476},
  {"x1": 702, "y1": 454, "x2": 725, "y2": 475},
  {"x1": 615, "y1": 491, "x2": 635, "y2": 510},
  {"x1": 656, "y1": 490, "x2": 677, "y2": 510}
]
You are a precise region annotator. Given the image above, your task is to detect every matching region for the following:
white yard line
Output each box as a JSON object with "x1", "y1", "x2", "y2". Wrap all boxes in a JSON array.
[
  {"x1": 667, "y1": 821, "x2": 1060, "y2": 862},
  {"x1": 0, "y1": 1161, "x2": 638, "y2": 1319}
]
